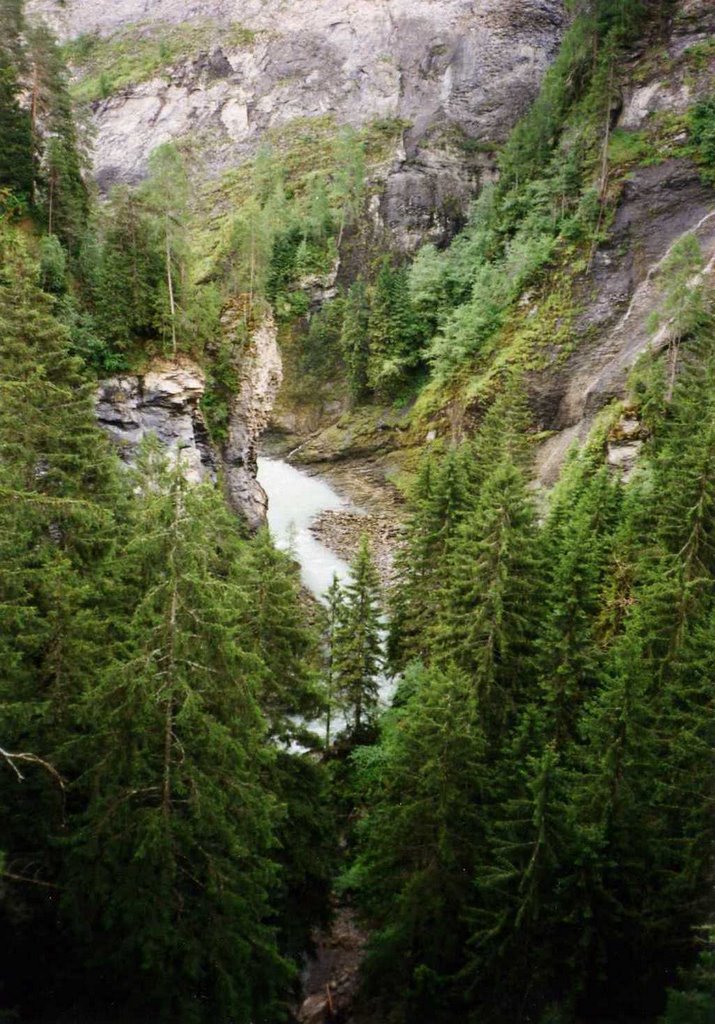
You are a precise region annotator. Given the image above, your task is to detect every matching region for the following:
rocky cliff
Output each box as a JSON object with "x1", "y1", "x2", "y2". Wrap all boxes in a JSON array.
[
  {"x1": 94, "y1": 319, "x2": 282, "y2": 529},
  {"x1": 271, "y1": 0, "x2": 715, "y2": 500},
  {"x1": 533, "y1": 0, "x2": 715, "y2": 483},
  {"x1": 25, "y1": 0, "x2": 715, "y2": 526},
  {"x1": 27, "y1": 0, "x2": 564, "y2": 248},
  {"x1": 95, "y1": 361, "x2": 217, "y2": 483}
]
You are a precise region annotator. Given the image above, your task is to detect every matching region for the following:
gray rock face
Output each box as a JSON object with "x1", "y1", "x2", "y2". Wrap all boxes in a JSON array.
[
  {"x1": 533, "y1": 159, "x2": 715, "y2": 486},
  {"x1": 95, "y1": 331, "x2": 282, "y2": 529},
  {"x1": 96, "y1": 362, "x2": 217, "y2": 483},
  {"x1": 531, "y1": 0, "x2": 715, "y2": 487},
  {"x1": 28, "y1": 0, "x2": 565, "y2": 248},
  {"x1": 221, "y1": 311, "x2": 283, "y2": 530}
]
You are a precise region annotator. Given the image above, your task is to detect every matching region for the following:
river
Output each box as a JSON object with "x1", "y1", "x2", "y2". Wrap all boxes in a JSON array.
[
  {"x1": 256, "y1": 456, "x2": 352, "y2": 600},
  {"x1": 257, "y1": 455, "x2": 395, "y2": 741}
]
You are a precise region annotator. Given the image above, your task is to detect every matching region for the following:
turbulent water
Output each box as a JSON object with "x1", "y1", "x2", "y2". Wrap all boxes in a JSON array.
[{"x1": 257, "y1": 456, "x2": 351, "y2": 600}]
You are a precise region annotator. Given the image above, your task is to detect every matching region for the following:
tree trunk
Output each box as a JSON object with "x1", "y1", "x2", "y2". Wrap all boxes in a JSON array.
[{"x1": 165, "y1": 220, "x2": 178, "y2": 356}]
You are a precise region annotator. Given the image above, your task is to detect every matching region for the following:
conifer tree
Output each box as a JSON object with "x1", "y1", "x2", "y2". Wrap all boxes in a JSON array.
[
  {"x1": 570, "y1": 630, "x2": 681, "y2": 1017},
  {"x1": 65, "y1": 445, "x2": 289, "y2": 1022},
  {"x1": 228, "y1": 195, "x2": 275, "y2": 308},
  {"x1": 340, "y1": 277, "x2": 370, "y2": 401},
  {"x1": 0, "y1": 46, "x2": 33, "y2": 200},
  {"x1": 467, "y1": 741, "x2": 580, "y2": 1024},
  {"x1": 367, "y1": 258, "x2": 419, "y2": 398},
  {"x1": 388, "y1": 443, "x2": 474, "y2": 672},
  {"x1": 331, "y1": 126, "x2": 366, "y2": 248},
  {"x1": 142, "y1": 143, "x2": 191, "y2": 353},
  {"x1": 347, "y1": 663, "x2": 487, "y2": 1022},
  {"x1": 323, "y1": 573, "x2": 346, "y2": 748},
  {"x1": 93, "y1": 186, "x2": 165, "y2": 354},
  {"x1": 0, "y1": 221, "x2": 123, "y2": 1005},
  {"x1": 536, "y1": 461, "x2": 622, "y2": 748},
  {"x1": 27, "y1": 23, "x2": 89, "y2": 249},
  {"x1": 436, "y1": 458, "x2": 540, "y2": 739},
  {"x1": 334, "y1": 536, "x2": 383, "y2": 741},
  {"x1": 236, "y1": 527, "x2": 323, "y2": 744}
]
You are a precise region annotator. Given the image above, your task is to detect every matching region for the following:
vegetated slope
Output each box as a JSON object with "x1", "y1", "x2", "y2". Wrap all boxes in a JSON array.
[
  {"x1": 332, "y1": 9, "x2": 715, "y2": 1024},
  {"x1": 274, "y1": 0, "x2": 715, "y2": 502}
]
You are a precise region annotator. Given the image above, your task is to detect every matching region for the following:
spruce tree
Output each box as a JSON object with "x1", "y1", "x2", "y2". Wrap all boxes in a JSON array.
[
  {"x1": 237, "y1": 526, "x2": 323, "y2": 745},
  {"x1": 27, "y1": 23, "x2": 89, "y2": 249},
  {"x1": 436, "y1": 458, "x2": 540, "y2": 739},
  {"x1": 93, "y1": 186, "x2": 165, "y2": 354},
  {"x1": 536, "y1": 462, "x2": 622, "y2": 748},
  {"x1": 334, "y1": 536, "x2": 383, "y2": 741},
  {"x1": 388, "y1": 443, "x2": 474, "y2": 672},
  {"x1": 323, "y1": 573, "x2": 346, "y2": 749},
  {"x1": 0, "y1": 52, "x2": 33, "y2": 200},
  {"x1": 367, "y1": 258, "x2": 419, "y2": 398},
  {"x1": 467, "y1": 741, "x2": 581, "y2": 1024},
  {"x1": 347, "y1": 663, "x2": 487, "y2": 1022},
  {"x1": 64, "y1": 445, "x2": 289, "y2": 1023},
  {"x1": 0, "y1": 221, "x2": 123, "y2": 1008},
  {"x1": 340, "y1": 277, "x2": 370, "y2": 401}
]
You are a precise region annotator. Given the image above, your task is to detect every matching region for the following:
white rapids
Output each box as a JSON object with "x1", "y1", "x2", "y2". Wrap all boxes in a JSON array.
[{"x1": 257, "y1": 456, "x2": 351, "y2": 600}]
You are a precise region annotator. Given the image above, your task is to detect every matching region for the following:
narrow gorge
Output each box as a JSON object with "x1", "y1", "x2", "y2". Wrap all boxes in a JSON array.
[{"x1": 1, "y1": 1, "x2": 714, "y2": 1022}]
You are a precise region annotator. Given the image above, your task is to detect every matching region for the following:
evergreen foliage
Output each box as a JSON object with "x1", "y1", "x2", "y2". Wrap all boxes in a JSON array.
[
  {"x1": 1, "y1": 2, "x2": 713, "y2": 1022},
  {"x1": 0, "y1": 51, "x2": 33, "y2": 200},
  {"x1": 356, "y1": 285, "x2": 715, "y2": 1023},
  {"x1": 0, "y1": 220, "x2": 125, "y2": 1011},
  {"x1": 64, "y1": 444, "x2": 289, "y2": 1022},
  {"x1": 341, "y1": 277, "x2": 371, "y2": 401},
  {"x1": 237, "y1": 526, "x2": 323, "y2": 745},
  {"x1": 333, "y1": 537, "x2": 384, "y2": 741},
  {"x1": 345, "y1": 663, "x2": 486, "y2": 1022}
]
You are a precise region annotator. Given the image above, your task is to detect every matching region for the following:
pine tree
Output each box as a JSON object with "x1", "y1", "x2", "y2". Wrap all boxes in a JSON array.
[
  {"x1": 536, "y1": 461, "x2": 622, "y2": 748},
  {"x1": 0, "y1": 51, "x2": 33, "y2": 201},
  {"x1": 27, "y1": 23, "x2": 89, "y2": 249},
  {"x1": 141, "y1": 143, "x2": 191, "y2": 354},
  {"x1": 323, "y1": 573, "x2": 345, "y2": 749},
  {"x1": 334, "y1": 536, "x2": 383, "y2": 741},
  {"x1": 346, "y1": 663, "x2": 487, "y2": 1022},
  {"x1": 340, "y1": 277, "x2": 370, "y2": 401},
  {"x1": 227, "y1": 195, "x2": 275, "y2": 309},
  {"x1": 268, "y1": 749, "x2": 338, "y2": 961},
  {"x1": 571, "y1": 630, "x2": 681, "y2": 1018},
  {"x1": 93, "y1": 186, "x2": 165, "y2": 354},
  {"x1": 388, "y1": 443, "x2": 474, "y2": 672},
  {"x1": 237, "y1": 526, "x2": 323, "y2": 745},
  {"x1": 467, "y1": 741, "x2": 581, "y2": 1024},
  {"x1": 0, "y1": 221, "x2": 124, "y2": 1007},
  {"x1": 436, "y1": 458, "x2": 541, "y2": 740},
  {"x1": 331, "y1": 126, "x2": 366, "y2": 248},
  {"x1": 64, "y1": 445, "x2": 289, "y2": 1022},
  {"x1": 367, "y1": 258, "x2": 419, "y2": 398}
]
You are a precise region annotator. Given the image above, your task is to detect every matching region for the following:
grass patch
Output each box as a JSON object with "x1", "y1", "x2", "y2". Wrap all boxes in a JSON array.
[
  {"x1": 683, "y1": 38, "x2": 715, "y2": 73},
  {"x1": 65, "y1": 20, "x2": 257, "y2": 103},
  {"x1": 608, "y1": 128, "x2": 656, "y2": 167}
]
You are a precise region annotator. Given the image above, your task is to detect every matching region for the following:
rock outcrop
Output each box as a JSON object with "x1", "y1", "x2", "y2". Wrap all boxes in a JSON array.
[
  {"x1": 95, "y1": 328, "x2": 282, "y2": 530},
  {"x1": 28, "y1": 0, "x2": 565, "y2": 248},
  {"x1": 96, "y1": 360, "x2": 217, "y2": 483},
  {"x1": 221, "y1": 311, "x2": 283, "y2": 529}
]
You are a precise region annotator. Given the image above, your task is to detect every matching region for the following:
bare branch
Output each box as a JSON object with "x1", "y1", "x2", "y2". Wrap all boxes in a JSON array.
[{"x1": 0, "y1": 746, "x2": 65, "y2": 790}]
